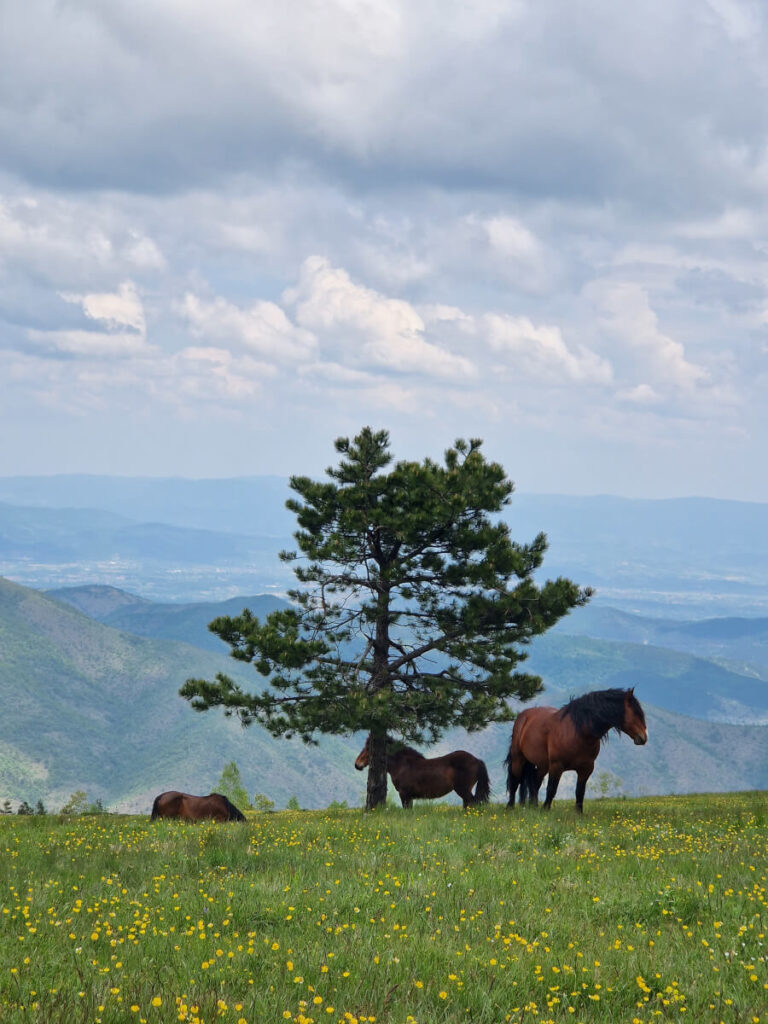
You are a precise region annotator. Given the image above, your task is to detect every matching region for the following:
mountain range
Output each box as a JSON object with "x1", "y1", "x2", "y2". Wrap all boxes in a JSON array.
[
  {"x1": 1, "y1": 476, "x2": 768, "y2": 616},
  {"x1": 2, "y1": 577, "x2": 766, "y2": 812}
]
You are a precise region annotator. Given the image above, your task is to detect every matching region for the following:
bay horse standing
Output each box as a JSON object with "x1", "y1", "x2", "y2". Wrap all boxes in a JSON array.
[
  {"x1": 504, "y1": 688, "x2": 647, "y2": 813},
  {"x1": 355, "y1": 736, "x2": 491, "y2": 808},
  {"x1": 150, "y1": 791, "x2": 246, "y2": 822}
]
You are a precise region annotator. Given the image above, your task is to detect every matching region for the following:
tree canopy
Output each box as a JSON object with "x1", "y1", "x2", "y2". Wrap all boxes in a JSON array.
[{"x1": 180, "y1": 427, "x2": 591, "y2": 808}]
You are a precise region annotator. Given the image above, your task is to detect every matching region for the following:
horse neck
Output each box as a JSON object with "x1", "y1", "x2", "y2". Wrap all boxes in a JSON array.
[{"x1": 564, "y1": 698, "x2": 623, "y2": 740}]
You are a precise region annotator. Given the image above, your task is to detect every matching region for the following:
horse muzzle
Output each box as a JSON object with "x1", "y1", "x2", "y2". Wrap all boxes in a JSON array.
[{"x1": 633, "y1": 733, "x2": 648, "y2": 745}]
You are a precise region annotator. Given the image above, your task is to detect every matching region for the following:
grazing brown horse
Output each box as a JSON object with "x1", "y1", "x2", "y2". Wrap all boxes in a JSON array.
[
  {"x1": 355, "y1": 736, "x2": 491, "y2": 808},
  {"x1": 504, "y1": 688, "x2": 647, "y2": 813},
  {"x1": 150, "y1": 791, "x2": 246, "y2": 822}
]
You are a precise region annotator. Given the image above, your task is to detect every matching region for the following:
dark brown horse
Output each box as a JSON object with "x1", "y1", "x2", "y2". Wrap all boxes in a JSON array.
[
  {"x1": 150, "y1": 791, "x2": 246, "y2": 822},
  {"x1": 355, "y1": 736, "x2": 491, "y2": 808},
  {"x1": 504, "y1": 688, "x2": 647, "y2": 813}
]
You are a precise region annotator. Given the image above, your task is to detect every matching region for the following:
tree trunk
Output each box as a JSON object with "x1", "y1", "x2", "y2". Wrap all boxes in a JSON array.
[{"x1": 365, "y1": 731, "x2": 388, "y2": 810}]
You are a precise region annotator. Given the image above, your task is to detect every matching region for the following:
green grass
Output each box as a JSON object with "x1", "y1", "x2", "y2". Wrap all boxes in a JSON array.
[{"x1": 1, "y1": 793, "x2": 766, "y2": 1023}]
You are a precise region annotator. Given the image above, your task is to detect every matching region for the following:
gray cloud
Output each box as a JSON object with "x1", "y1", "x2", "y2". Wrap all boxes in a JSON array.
[
  {"x1": 2, "y1": 1, "x2": 766, "y2": 213},
  {"x1": 1, "y1": 1, "x2": 767, "y2": 497}
]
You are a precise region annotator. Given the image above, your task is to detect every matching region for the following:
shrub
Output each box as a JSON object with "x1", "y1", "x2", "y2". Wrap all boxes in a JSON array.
[{"x1": 60, "y1": 790, "x2": 90, "y2": 815}]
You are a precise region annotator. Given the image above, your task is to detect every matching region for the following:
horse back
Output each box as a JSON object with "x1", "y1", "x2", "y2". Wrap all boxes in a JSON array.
[
  {"x1": 443, "y1": 750, "x2": 480, "y2": 770},
  {"x1": 150, "y1": 791, "x2": 184, "y2": 820}
]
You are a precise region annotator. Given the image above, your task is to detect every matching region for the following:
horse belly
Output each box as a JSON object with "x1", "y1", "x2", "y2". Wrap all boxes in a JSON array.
[
  {"x1": 419, "y1": 776, "x2": 454, "y2": 799},
  {"x1": 390, "y1": 765, "x2": 452, "y2": 801}
]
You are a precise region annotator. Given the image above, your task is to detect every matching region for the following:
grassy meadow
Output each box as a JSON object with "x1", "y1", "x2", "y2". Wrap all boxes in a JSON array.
[{"x1": 1, "y1": 793, "x2": 766, "y2": 1024}]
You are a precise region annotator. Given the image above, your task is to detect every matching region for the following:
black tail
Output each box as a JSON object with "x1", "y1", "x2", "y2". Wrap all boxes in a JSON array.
[
  {"x1": 520, "y1": 761, "x2": 538, "y2": 804},
  {"x1": 223, "y1": 796, "x2": 246, "y2": 822},
  {"x1": 150, "y1": 796, "x2": 161, "y2": 821},
  {"x1": 503, "y1": 744, "x2": 514, "y2": 797},
  {"x1": 474, "y1": 760, "x2": 491, "y2": 803}
]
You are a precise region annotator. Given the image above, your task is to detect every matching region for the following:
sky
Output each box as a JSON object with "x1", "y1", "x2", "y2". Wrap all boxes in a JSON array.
[{"x1": 1, "y1": 0, "x2": 768, "y2": 500}]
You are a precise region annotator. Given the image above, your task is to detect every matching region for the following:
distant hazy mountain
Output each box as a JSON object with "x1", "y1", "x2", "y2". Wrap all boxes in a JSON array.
[
  {"x1": 0, "y1": 475, "x2": 294, "y2": 535},
  {"x1": 46, "y1": 585, "x2": 288, "y2": 652},
  {"x1": 555, "y1": 604, "x2": 768, "y2": 669},
  {"x1": 0, "y1": 500, "x2": 293, "y2": 599},
  {"x1": 1, "y1": 476, "x2": 767, "y2": 614},
  {"x1": 0, "y1": 501, "x2": 288, "y2": 563},
  {"x1": 505, "y1": 493, "x2": 768, "y2": 617}
]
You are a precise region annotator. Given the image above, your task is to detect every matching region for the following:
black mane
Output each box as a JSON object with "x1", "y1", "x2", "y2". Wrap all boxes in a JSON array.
[
  {"x1": 362, "y1": 735, "x2": 426, "y2": 761},
  {"x1": 388, "y1": 741, "x2": 425, "y2": 760},
  {"x1": 212, "y1": 793, "x2": 246, "y2": 821},
  {"x1": 559, "y1": 688, "x2": 644, "y2": 740}
]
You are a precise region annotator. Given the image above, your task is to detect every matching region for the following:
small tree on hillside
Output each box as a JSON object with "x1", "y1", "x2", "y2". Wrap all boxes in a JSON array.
[
  {"x1": 181, "y1": 428, "x2": 590, "y2": 809},
  {"x1": 214, "y1": 761, "x2": 252, "y2": 810},
  {"x1": 60, "y1": 790, "x2": 89, "y2": 815}
]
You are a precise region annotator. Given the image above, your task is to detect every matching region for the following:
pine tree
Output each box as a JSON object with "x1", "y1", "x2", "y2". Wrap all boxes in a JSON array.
[{"x1": 181, "y1": 428, "x2": 590, "y2": 809}]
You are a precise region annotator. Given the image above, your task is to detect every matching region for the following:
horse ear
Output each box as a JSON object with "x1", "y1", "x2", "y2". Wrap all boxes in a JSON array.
[{"x1": 628, "y1": 687, "x2": 635, "y2": 695}]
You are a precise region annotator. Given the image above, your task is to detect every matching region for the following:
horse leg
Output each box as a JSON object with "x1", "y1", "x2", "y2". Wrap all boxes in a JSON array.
[
  {"x1": 505, "y1": 752, "x2": 525, "y2": 807},
  {"x1": 542, "y1": 764, "x2": 563, "y2": 810},
  {"x1": 397, "y1": 788, "x2": 413, "y2": 809},
  {"x1": 507, "y1": 773, "x2": 521, "y2": 807},
  {"x1": 574, "y1": 766, "x2": 593, "y2": 814},
  {"x1": 528, "y1": 766, "x2": 547, "y2": 807},
  {"x1": 456, "y1": 784, "x2": 474, "y2": 808}
]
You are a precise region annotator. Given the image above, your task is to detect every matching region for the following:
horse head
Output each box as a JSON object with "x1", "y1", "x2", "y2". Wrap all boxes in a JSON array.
[
  {"x1": 622, "y1": 688, "x2": 648, "y2": 745},
  {"x1": 354, "y1": 735, "x2": 370, "y2": 770}
]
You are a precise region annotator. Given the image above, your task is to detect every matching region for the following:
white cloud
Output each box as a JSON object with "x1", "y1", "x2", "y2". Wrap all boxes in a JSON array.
[
  {"x1": 25, "y1": 329, "x2": 149, "y2": 358},
  {"x1": 704, "y1": 0, "x2": 760, "y2": 41},
  {"x1": 478, "y1": 215, "x2": 553, "y2": 292},
  {"x1": 618, "y1": 384, "x2": 662, "y2": 405},
  {"x1": 24, "y1": 281, "x2": 151, "y2": 359},
  {"x1": 482, "y1": 314, "x2": 613, "y2": 385},
  {"x1": 588, "y1": 280, "x2": 708, "y2": 391},
  {"x1": 123, "y1": 232, "x2": 166, "y2": 270},
  {"x1": 61, "y1": 281, "x2": 146, "y2": 335},
  {"x1": 178, "y1": 293, "x2": 316, "y2": 363},
  {"x1": 286, "y1": 256, "x2": 476, "y2": 380},
  {"x1": 169, "y1": 347, "x2": 269, "y2": 402},
  {"x1": 673, "y1": 207, "x2": 757, "y2": 241},
  {"x1": 0, "y1": 193, "x2": 166, "y2": 288}
]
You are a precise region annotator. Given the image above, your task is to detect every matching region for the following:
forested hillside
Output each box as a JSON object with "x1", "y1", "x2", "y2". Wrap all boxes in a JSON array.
[{"x1": 0, "y1": 578, "x2": 362, "y2": 812}]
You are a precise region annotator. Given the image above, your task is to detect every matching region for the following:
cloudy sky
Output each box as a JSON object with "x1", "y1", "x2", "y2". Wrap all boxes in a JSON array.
[{"x1": 2, "y1": 0, "x2": 768, "y2": 500}]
